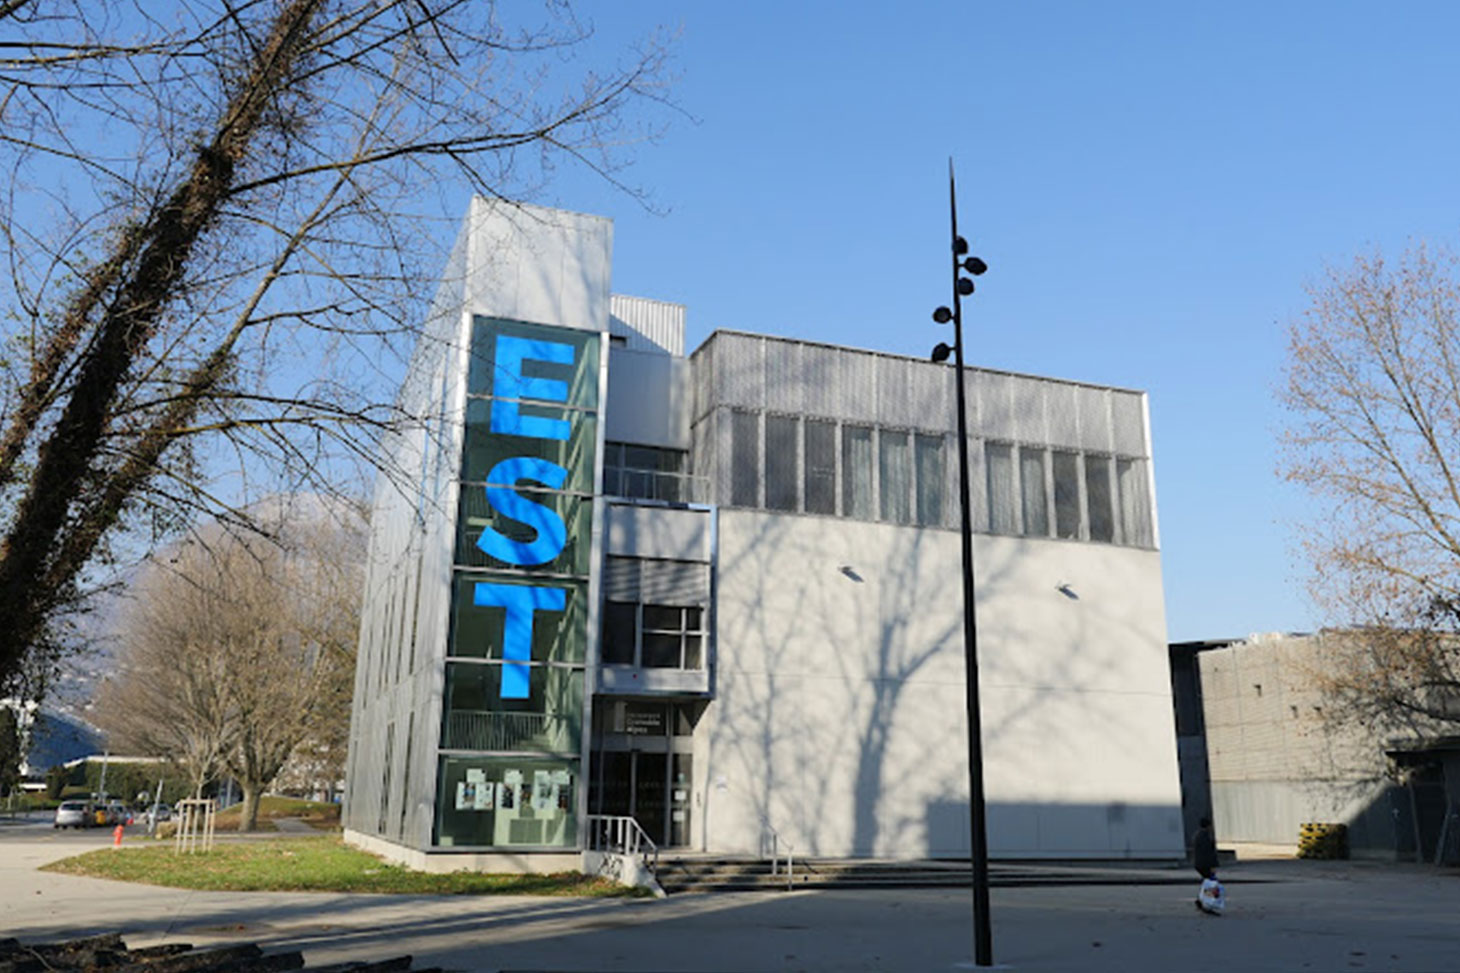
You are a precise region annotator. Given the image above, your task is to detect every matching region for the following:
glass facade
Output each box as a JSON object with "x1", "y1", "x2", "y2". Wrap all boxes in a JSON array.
[{"x1": 434, "y1": 316, "x2": 602, "y2": 849}]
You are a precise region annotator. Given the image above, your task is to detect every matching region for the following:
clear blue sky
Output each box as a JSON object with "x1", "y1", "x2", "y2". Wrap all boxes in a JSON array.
[{"x1": 531, "y1": 2, "x2": 1460, "y2": 642}]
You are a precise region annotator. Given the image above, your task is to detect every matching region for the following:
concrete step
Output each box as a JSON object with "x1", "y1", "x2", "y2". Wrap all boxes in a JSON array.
[{"x1": 655, "y1": 857, "x2": 1200, "y2": 894}]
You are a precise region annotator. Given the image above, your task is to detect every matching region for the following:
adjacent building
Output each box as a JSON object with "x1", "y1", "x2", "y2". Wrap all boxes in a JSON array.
[
  {"x1": 343, "y1": 200, "x2": 1186, "y2": 871},
  {"x1": 1173, "y1": 632, "x2": 1460, "y2": 862}
]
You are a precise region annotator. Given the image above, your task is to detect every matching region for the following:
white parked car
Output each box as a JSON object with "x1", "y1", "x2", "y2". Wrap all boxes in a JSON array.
[
  {"x1": 53, "y1": 801, "x2": 92, "y2": 829},
  {"x1": 142, "y1": 803, "x2": 172, "y2": 826}
]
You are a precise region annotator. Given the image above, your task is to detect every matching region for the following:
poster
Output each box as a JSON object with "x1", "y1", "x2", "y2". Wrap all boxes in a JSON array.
[
  {"x1": 532, "y1": 770, "x2": 553, "y2": 811},
  {"x1": 500, "y1": 769, "x2": 522, "y2": 810}
]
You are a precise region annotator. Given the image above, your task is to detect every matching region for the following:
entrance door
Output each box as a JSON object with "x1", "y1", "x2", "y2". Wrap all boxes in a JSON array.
[
  {"x1": 590, "y1": 698, "x2": 700, "y2": 847},
  {"x1": 633, "y1": 752, "x2": 668, "y2": 845},
  {"x1": 591, "y1": 749, "x2": 677, "y2": 846}
]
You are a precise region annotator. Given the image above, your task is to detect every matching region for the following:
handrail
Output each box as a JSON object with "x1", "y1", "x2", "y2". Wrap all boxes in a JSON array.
[
  {"x1": 585, "y1": 813, "x2": 659, "y2": 873},
  {"x1": 763, "y1": 819, "x2": 794, "y2": 891}
]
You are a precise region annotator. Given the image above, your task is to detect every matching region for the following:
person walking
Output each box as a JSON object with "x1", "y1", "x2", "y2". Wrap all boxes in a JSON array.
[{"x1": 1193, "y1": 816, "x2": 1224, "y2": 914}]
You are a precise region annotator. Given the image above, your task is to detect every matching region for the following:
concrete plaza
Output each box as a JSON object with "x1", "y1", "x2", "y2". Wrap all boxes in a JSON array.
[{"x1": 1, "y1": 817, "x2": 1456, "y2": 972}]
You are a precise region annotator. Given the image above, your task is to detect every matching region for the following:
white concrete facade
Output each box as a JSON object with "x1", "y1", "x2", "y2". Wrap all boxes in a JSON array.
[{"x1": 699, "y1": 512, "x2": 1183, "y2": 859}]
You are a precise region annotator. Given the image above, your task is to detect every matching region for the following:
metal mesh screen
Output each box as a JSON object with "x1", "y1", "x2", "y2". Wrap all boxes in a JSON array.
[
  {"x1": 800, "y1": 342, "x2": 839, "y2": 418},
  {"x1": 767, "y1": 341, "x2": 804, "y2": 414},
  {"x1": 976, "y1": 371, "x2": 1016, "y2": 442},
  {"x1": 835, "y1": 348, "x2": 880, "y2": 424},
  {"x1": 684, "y1": 333, "x2": 1155, "y2": 545},
  {"x1": 1077, "y1": 385, "x2": 1112, "y2": 452},
  {"x1": 909, "y1": 362, "x2": 954, "y2": 434},
  {"x1": 1045, "y1": 381, "x2": 1080, "y2": 450},
  {"x1": 876, "y1": 356, "x2": 914, "y2": 429},
  {"x1": 717, "y1": 333, "x2": 765, "y2": 410},
  {"x1": 1011, "y1": 376, "x2": 1047, "y2": 444},
  {"x1": 1111, "y1": 391, "x2": 1147, "y2": 457}
]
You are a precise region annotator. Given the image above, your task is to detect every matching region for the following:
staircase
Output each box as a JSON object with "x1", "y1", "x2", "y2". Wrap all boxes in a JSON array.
[{"x1": 655, "y1": 856, "x2": 1197, "y2": 894}]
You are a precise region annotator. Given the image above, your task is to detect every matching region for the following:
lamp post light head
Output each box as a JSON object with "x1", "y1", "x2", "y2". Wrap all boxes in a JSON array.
[
  {"x1": 957, "y1": 277, "x2": 975, "y2": 296},
  {"x1": 932, "y1": 306, "x2": 953, "y2": 324},
  {"x1": 963, "y1": 256, "x2": 988, "y2": 276},
  {"x1": 954, "y1": 236, "x2": 969, "y2": 255},
  {"x1": 931, "y1": 342, "x2": 954, "y2": 363}
]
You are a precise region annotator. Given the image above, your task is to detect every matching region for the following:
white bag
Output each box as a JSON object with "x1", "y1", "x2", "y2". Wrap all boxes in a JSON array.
[{"x1": 1198, "y1": 877, "x2": 1226, "y2": 915}]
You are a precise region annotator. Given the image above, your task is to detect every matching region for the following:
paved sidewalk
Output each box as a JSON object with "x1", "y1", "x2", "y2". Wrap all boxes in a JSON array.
[{"x1": 3, "y1": 828, "x2": 1457, "y2": 972}]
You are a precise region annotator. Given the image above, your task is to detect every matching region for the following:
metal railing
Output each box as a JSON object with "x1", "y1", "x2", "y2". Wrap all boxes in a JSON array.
[
  {"x1": 602, "y1": 468, "x2": 707, "y2": 504},
  {"x1": 763, "y1": 820, "x2": 794, "y2": 891},
  {"x1": 444, "y1": 711, "x2": 567, "y2": 752},
  {"x1": 585, "y1": 813, "x2": 659, "y2": 873}
]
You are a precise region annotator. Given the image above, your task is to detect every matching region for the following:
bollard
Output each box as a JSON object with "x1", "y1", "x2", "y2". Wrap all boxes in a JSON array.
[{"x1": 113, "y1": 823, "x2": 124, "y2": 849}]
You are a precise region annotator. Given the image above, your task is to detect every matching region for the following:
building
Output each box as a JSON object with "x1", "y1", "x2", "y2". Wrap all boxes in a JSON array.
[
  {"x1": 342, "y1": 200, "x2": 1186, "y2": 871},
  {"x1": 1173, "y1": 632, "x2": 1460, "y2": 863}
]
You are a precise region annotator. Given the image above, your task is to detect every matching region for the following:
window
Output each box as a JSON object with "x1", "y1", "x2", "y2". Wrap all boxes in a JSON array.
[
  {"x1": 765, "y1": 416, "x2": 799, "y2": 511},
  {"x1": 915, "y1": 434, "x2": 945, "y2": 526},
  {"x1": 601, "y1": 602, "x2": 636, "y2": 664},
  {"x1": 1052, "y1": 451, "x2": 1082, "y2": 539},
  {"x1": 598, "y1": 603, "x2": 705, "y2": 670},
  {"x1": 842, "y1": 425, "x2": 874, "y2": 519},
  {"x1": 1085, "y1": 454, "x2": 1114, "y2": 543},
  {"x1": 603, "y1": 442, "x2": 690, "y2": 502},
  {"x1": 985, "y1": 443, "x2": 1017, "y2": 534},
  {"x1": 804, "y1": 420, "x2": 837, "y2": 515},
  {"x1": 1020, "y1": 448, "x2": 1048, "y2": 537},
  {"x1": 731, "y1": 411, "x2": 759, "y2": 507},
  {"x1": 879, "y1": 430, "x2": 912, "y2": 524}
]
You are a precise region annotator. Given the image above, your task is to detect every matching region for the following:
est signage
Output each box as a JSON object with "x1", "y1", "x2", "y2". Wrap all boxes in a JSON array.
[{"x1": 463, "y1": 319, "x2": 598, "y2": 699}]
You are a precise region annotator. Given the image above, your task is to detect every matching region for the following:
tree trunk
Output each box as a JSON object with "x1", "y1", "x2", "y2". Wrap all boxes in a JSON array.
[
  {"x1": 0, "y1": 0, "x2": 326, "y2": 692},
  {"x1": 237, "y1": 785, "x2": 262, "y2": 833}
]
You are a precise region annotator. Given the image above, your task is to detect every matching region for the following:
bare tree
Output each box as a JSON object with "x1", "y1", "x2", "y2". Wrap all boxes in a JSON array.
[
  {"x1": 0, "y1": 1, "x2": 672, "y2": 696},
  {"x1": 94, "y1": 496, "x2": 364, "y2": 829},
  {"x1": 1281, "y1": 245, "x2": 1460, "y2": 731}
]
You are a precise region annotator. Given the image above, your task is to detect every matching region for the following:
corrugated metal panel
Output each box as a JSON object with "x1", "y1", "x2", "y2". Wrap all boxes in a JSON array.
[
  {"x1": 609, "y1": 294, "x2": 685, "y2": 356},
  {"x1": 976, "y1": 371, "x2": 1015, "y2": 442},
  {"x1": 1111, "y1": 391, "x2": 1147, "y2": 457},
  {"x1": 836, "y1": 348, "x2": 879, "y2": 423},
  {"x1": 603, "y1": 556, "x2": 640, "y2": 599},
  {"x1": 717, "y1": 334, "x2": 765, "y2": 410},
  {"x1": 715, "y1": 407, "x2": 734, "y2": 504},
  {"x1": 908, "y1": 360, "x2": 953, "y2": 433},
  {"x1": 692, "y1": 338, "x2": 714, "y2": 424},
  {"x1": 766, "y1": 340, "x2": 804, "y2": 414},
  {"x1": 640, "y1": 559, "x2": 711, "y2": 603},
  {"x1": 1011, "y1": 376, "x2": 1047, "y2": 444},
  {"x1": 876, "y1": 356, "x2": 913, "y2": 428},
  {"x1": 800, "y1": 343, "x2": 839, "y2": 417},
  {"x1": 1077, "y1": 386, "x2": 1112, "y2": 453},
  {"x1": 1045, "y1": 381, "x2": 1080, "y2": 450},
  {"x1": 602, "y1": 556, "x2": 710, "y2": 603}
]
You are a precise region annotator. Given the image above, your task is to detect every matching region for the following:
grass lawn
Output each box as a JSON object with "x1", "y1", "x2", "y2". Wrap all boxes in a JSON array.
[
  {"x1": 41, "y1": 835, "x2": 643, "y2": 896},
  {"x1": 207, "y1": 795, "x2": 342, "y2": 833}
]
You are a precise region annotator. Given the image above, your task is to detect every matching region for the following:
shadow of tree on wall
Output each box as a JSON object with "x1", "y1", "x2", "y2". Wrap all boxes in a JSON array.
[{"x1": 702, "y1": 502, "x2": 1182, "y2": 860}]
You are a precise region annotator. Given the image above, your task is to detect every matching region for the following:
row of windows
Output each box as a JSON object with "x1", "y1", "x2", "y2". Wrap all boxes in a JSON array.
[
  {"x1": 726, "y1": 410, "x2": 1154, "y2": 547},
  {"x1": 731, "y1": 411, "x2": 950, "y2": 526},
  {"x1": 985, "y1": 442, "x2": 1153, "y2": 547}
]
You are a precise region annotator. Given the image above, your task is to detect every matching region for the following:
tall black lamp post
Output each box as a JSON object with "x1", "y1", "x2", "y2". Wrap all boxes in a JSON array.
[{"x1": 930, "y1": 159, "x2": 992, "y2": 968}]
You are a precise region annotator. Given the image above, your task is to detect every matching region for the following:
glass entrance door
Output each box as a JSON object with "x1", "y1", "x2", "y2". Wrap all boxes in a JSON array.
[
  {"x1": 633, "y1": 752, "x2": 668, "y2": 845},
  {"x1": 590, "y1": 749, "x2": 680, "y2": 846},
  {"x1": 590, "y1": 698, "x2": 700, "y2": 847}
]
